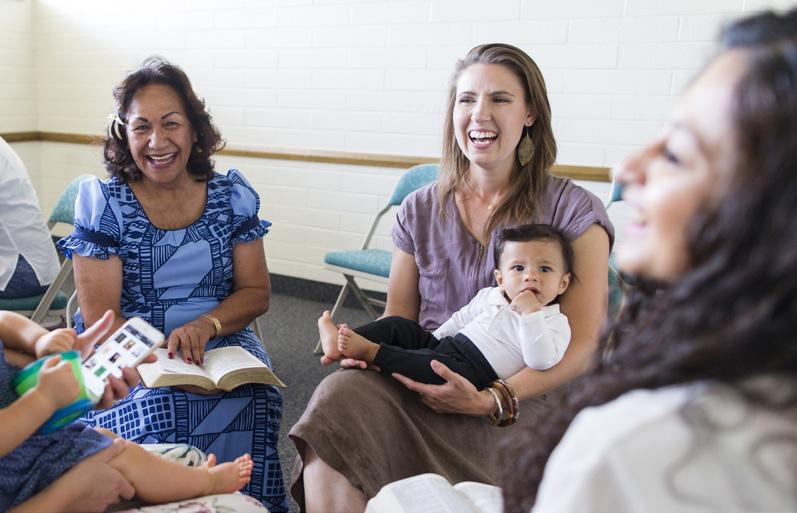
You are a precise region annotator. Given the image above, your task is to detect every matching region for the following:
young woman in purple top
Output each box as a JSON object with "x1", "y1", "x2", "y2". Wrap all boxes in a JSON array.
[{"x1": 290, "y1": 43, "x2": 614, "y2": 513}]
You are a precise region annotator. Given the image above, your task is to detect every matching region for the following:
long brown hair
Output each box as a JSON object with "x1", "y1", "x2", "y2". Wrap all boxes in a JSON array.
[
  {"x1": 500, "y1": 10, "x2": 797, "y2": 513},
  {"x1": 438, "y1": 43, "x2": 556, "y2": 236}
]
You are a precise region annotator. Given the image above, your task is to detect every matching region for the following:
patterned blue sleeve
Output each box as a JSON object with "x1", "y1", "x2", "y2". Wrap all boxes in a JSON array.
[
  {"x1": 227, "y1": 169, "x2": 271, "y2": 245},
  {"x1": 56, "y1": 178, "x2": 125, "y2": 260}
]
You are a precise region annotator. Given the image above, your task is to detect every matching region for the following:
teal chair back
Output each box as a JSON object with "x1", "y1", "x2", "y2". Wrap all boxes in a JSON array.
[
  {"x1": 48, "y1": 174, "x2": 94, "y2": 227},
  {"x1": 388, "y1": 164, "x2": 439, "y2": 206}
]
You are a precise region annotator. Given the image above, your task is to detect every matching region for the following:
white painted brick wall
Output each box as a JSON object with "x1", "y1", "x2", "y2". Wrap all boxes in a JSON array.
[
  {"x1": 2, "y1": 0, "x2": 792, "y2": 289},
  {"x1": 0, "y1": 0, "x2": 35, "y2": 132}
]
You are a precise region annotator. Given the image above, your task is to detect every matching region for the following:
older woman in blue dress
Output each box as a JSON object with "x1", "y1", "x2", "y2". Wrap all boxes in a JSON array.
[{"x1": 57, "y1": 57, "x2": 288, "y2": 512}]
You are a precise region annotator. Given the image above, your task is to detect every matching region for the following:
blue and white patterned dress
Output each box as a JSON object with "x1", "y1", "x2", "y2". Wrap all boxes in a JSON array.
[{"x1": 57, "y1": 169, "x2": 288, "y2": 512}]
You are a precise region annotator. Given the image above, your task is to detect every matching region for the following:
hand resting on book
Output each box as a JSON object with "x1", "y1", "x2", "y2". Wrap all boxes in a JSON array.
[{"x1": 138, "y1": 346, "x2": 285, "y2": 392}]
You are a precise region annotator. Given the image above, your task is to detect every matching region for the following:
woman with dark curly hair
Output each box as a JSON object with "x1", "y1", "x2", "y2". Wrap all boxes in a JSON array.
[
  {"x1": 57, "y1": 57, "x2": 289, "y2": 512},
  {"x1": 500, "y1": 9, "x2": 797, "y2": 513}
]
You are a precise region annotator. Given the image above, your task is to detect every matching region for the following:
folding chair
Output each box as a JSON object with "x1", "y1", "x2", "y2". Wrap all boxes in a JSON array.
[
  {"x1": 0, "y1": 174, "x2": 94, "y2": 326},
  {"x1": 314, "y1": 163, "x2": 439, "y2": 353}
]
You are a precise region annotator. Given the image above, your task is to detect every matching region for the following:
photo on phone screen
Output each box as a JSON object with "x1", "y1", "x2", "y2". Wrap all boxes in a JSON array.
[{"x1": 81, "y1": 318, "x2": 164, "y2": 398}]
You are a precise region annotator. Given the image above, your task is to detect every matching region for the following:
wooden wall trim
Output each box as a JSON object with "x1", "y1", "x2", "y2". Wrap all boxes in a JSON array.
[{"x1": 2, "y1": 131, "x2": 611, "y2": 182}]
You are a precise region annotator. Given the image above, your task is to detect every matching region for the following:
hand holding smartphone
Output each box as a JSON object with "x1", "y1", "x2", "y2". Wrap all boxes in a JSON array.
[{"x1": 81, "y1": 317, "x2": 165, "y2": 399}]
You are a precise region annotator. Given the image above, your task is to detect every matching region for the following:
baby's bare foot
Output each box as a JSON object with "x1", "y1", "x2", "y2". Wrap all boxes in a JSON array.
[
  {"x1": 318, "y1": 311, "x2": 342, "y2": 365},
  {"x1": 337, "y1": 327, "x2": 379, "y2": 363},
  {"x1": 206, "y1": 453, "x2": 252, "y2": 494}
]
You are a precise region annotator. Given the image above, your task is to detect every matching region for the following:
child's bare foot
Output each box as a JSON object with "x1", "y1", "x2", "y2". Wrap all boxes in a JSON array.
[
  {"x1": 337, "y1": 327, "x2": 379, "y2": 363},
  {"x1": 205, "y1": 453, "x2": 253, "y2": 494},
  {"x1": 318, "y1": 311, "x2": 343, "y2": 365}
]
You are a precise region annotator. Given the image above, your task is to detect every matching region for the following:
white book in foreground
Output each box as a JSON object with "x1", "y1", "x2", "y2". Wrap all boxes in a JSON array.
[
  {"x1": 138, "y1": 347, "x2": 286, "y2": 391},
  {"x1": 365, "y1": 473, "x2": 503, "y2": 513}
]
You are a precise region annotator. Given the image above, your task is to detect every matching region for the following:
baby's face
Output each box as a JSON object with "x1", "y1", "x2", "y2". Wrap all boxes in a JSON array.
[{"x1": 494, "y1": 240, "x2": 571, "y2": 305}]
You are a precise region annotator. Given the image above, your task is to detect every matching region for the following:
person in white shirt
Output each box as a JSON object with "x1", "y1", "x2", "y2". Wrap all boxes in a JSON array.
[
  {"x1": 318, "y1": 223, "x2": 572, "y2": 389},
  {"x1": 498, "y1": 9, "x2": 797, "y2": 513},
  {"x1": 0, "y1": 136, "x2": 60, "y2": 299}
]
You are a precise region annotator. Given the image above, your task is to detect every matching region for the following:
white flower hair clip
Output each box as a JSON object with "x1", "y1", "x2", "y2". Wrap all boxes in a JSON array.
[{"x1": 106, "y1": 112, "x2": 125, "y2": 141}]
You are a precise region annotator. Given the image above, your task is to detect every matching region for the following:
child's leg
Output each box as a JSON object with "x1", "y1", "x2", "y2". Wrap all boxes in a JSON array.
[
  {"x1": 348, "y1": 326, "x2": 488, "y2": 386},
  {"x1": 96, "y1": 429, "x2": 252, "y2": 503},
  {"x1": 338, "y1": 316, "x2": 441, "y2": 364},
  {"x1": 318, "y1": 310, "x2": 343, "y2": 363}
]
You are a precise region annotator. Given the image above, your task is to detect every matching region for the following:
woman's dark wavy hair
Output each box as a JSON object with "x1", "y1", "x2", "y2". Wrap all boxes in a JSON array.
[
  {"x1": 103, "y1": 56, "x2": 224, "y2": 182},
  {"x1": 499, "y1": 9, "x2": 797, "y2": 513}
]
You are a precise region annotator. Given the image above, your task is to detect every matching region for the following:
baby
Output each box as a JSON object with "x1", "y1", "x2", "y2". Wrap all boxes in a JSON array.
[
  {"x1": 319, "y1": 224, "x2": 573, "y2": 389},
  {"x1": 0, "y1": 310, "x2": 252, "y2": 511}
]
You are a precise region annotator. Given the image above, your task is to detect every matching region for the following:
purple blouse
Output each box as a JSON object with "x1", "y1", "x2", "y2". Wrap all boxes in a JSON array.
[{"x1": 392, "y1": 175, "x2": 615, "y2": 330}]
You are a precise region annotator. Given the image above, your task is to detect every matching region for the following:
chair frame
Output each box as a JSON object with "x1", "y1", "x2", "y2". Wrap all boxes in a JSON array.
[
  {"x1": 323, "y1": 201, "x2": 393, "y2": 322},
  {"x1": 29, "y1": 217, "x2": 74, "y2": 324}
]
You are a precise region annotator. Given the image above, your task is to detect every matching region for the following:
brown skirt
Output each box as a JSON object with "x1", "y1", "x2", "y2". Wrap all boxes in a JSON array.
[{"x1": 289, "y1": 368, "x2": 562, "y2": 511}]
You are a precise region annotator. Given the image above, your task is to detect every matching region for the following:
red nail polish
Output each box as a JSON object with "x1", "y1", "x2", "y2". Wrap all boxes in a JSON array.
[
  {"x1": 168, "y1": 352, "x2": 174, "y2": 359},
  {"x1": 187, "y1": 358, "x2": 192, "y2": 363}
]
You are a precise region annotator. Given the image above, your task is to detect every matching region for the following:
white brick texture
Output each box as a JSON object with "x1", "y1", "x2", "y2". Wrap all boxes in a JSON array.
[{"x1": 0, "y1": 0, "x2": 791, "y2": 286}]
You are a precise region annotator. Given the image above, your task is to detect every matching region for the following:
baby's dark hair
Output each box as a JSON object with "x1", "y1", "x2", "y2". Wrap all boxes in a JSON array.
[{"x1": 494, "y1": 224, "x2": 574, "y2": 276}]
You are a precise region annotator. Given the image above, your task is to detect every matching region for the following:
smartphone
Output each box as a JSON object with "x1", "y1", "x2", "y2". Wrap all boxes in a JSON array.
[{"x1": 81, "y1": 317, "x2": 165, "y2": 399}]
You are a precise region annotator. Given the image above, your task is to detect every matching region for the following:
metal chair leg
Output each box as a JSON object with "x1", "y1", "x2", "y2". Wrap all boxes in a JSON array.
[
  {"x1": 345, "y1": 275, "x2": 380, "y2": 319},
  {"x1": 30, "y1": 260, "x2": 73, "y2": 323}
]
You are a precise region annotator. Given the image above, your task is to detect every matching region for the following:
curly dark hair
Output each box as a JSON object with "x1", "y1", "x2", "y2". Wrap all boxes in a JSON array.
[
  {"x1": 499, "y1": 10, "x2": 797, "y2": 513},
  {"x1": 103, "y1": 56, "x2": 224, "y2": 182}
]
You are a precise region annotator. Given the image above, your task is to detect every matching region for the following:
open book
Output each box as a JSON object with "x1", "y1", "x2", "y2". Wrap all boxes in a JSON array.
[
  {"x1": 365, "y1": 473, "x2": 502, "y2": 513},
  {"x1": 138, "y1": 347, "x2": 286, "y2": 391}
]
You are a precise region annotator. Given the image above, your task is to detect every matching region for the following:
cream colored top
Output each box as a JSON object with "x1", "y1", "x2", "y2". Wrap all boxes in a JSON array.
[{"x1": 534, "y1": 380, "x2": 797, "y2": 513}]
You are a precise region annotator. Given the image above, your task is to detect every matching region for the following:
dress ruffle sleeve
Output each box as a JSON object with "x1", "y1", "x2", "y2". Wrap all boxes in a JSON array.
[
  {"x1": 56, "y1": 178, "x2": 125, "y2": 260},
  {"x1": 227, "y1": 169, "x2": 271, "y2": 245}
]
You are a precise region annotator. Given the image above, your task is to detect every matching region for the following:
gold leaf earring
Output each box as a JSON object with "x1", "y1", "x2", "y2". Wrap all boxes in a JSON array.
[{"x1": 517, "y1": 126, "x2": 534, "y2": 166}]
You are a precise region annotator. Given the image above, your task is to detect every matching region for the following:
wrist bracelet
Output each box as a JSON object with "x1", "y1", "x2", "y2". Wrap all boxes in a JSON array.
[
  {"x1": 494, "y1": 379, "x2": 519, "y2": 426},
  {"x1": 486, "y1": 386, "x2": 503, "y2": 425},
  {"x1": 200, "y1": 314, "x2": 221, "y2": 337}
]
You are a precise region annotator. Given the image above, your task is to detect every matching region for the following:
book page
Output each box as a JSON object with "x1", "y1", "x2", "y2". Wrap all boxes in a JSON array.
[
  {"x1": 202, "y1": 346, "x2": 265, "y2": 383},
  {"x1": 366, "y1": 474, "x2": 482, "y2": 513},
  {"x1": 148, "y1": 348, "x2": 213, "y2": 379},
  {"x1": 453, "y1": 482, "x2": 503, "y2": 513}
]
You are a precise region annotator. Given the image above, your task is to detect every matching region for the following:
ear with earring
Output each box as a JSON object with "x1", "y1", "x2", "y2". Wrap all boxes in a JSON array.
[{"x1": 517, "y1": 124, "x2": 534, "y2": 166}]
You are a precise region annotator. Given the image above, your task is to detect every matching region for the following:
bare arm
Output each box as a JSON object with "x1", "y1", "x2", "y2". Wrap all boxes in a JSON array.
[
  {"x1": 0, "y1": 311, "x2": 48, "y2": 359},
  {"x1": 382, "y1": 246, "x2": 420, "y2": 321},
  {"x1": 166, "y1": 239, "x2": 269, "y2": 364},
  {"x1": 394, "y1": 224, "x2": 611, "y2": 415},
  {"x1": 72, "y1": 254, "x2": 126, "y2": 334},
  {"x1": 0, "y1": 372, "x2": 61, "y2": 456}
]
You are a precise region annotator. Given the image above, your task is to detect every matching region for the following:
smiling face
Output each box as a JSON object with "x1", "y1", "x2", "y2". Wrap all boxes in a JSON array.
[
  {"x1": 453, "y1": 63, "x2": 535, "y2": 174},
  {"x1": 125, "y1": 83, "x2": 195, "y2": 186},
  {"x1": 494, "y1": 239, "x2": 571, "y2": 305},
  {"x1": 614, "y1": 53, "x2": 743, "y2": 282}
]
